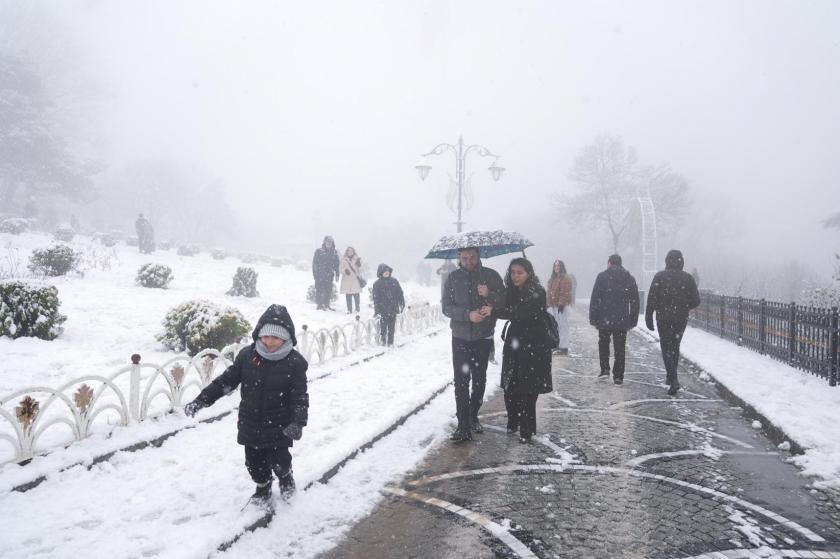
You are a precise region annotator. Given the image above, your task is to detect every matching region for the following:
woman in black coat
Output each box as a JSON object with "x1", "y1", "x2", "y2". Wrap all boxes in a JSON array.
[
  {"x1": 492, "y1": 258, "x2": 552, "y2": 443},
  {"x1": 183, "y1": 304, "x2": 309, "y2": 506}
]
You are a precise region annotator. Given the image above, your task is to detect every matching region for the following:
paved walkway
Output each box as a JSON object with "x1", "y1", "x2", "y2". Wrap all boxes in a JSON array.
[{"x1": 322, "y1": 310, "x2": 840, "y2": 559}]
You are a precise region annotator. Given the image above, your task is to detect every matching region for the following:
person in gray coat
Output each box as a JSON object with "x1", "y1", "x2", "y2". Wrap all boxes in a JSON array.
[{"x1": 442, "y1": 247, "x2": 505, "y2": 442}]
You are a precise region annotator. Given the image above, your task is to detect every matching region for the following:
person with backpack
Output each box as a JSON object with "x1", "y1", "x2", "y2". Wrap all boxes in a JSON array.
[
  {"x1": 371, "y1": 264, "x2": 405, "y2": 346},
  {"x1": 182, "y1": 305, "x2": 309, "y2": 510},
  {"x1": 491, "y1": 258, "x2": 553, "y2": 443},
  {"x1": 589, "y1": 254, "x2": 640, "y2": 384}
]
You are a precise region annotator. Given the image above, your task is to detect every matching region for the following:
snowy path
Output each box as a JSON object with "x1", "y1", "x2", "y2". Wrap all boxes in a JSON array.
[{"x1": 0, "y1": 333, "x2": 458, "y2": 559}]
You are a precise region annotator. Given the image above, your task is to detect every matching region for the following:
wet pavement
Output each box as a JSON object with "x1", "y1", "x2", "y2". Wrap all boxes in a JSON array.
[{"x1": 322, "y1": 310, "x2": 840, "y2": 559}]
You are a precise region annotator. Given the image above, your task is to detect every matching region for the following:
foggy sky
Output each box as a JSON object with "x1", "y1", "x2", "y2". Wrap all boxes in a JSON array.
[{"x1": 4, "y1": 0, "x2": 839, "y2": 286}]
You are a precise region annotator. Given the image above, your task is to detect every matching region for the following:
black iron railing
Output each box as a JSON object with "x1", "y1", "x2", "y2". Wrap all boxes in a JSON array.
[{"x1": 689, "y1": 293, "x2": 840, "y2": 386}]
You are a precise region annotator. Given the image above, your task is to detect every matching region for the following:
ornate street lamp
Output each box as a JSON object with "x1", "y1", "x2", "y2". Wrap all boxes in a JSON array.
[{"x1": 416, "y1": 136, "x2": 503, "y2": 232}]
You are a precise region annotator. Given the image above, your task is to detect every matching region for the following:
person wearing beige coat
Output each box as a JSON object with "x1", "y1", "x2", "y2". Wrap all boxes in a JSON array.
[
  {"x1": 339, "y1": 247, "x2": 364, "y2": 313},
  {"x1": 546, "y1": 260, "x2": 574, "y2": 355}
]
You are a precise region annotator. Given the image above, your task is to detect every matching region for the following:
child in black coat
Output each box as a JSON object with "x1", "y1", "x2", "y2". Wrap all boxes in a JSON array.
[
  {"x1": 371, "y1": 264, "x2": 405, "y2": 346},
  {"x1": 184, "y1": 304, "x2": 309, "y2": 508}
]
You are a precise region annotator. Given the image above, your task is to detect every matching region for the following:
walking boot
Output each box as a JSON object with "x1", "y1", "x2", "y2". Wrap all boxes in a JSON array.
[
  {"x1": 598, "y1": 369, "x2": 610, "y2": 378},
  {"x1": 471, "y1": 417, "x2": 483, "y2": 434},
  {"x1": 613, "y1": 377, "x2": 623, "y2": 385},
  {"x1": 667, "y1": 382, "x2": 681, "y2": 396},
  {"x1": 249, "y1": 480, "x2": 273, "y2": 510},
  {"x1": 449, "y1": 428, "x2": 473, "y2": 443},
  {"x1": 277, "y1": 470, "x2": 296, "y2": 501}
]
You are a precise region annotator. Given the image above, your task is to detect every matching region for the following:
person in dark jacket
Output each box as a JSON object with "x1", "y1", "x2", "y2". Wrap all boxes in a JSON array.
[
  {"x1": 312, "y1": 236, "x2": 340, "y2": 310},
  {"x1": 645, "y1": 249, "x2": 701, "y2": 395},
  {"x1": 372, "y1": 264, "x2": 405, "y2": 346},
  {"x1": 442, "y1": 247, "x2": 505, "y2": 441},
  {"x1": 183, "y1": 305, "x2": 309, "y2": 508},
  {"x1": 589, "y1": 254, "x2": 640, "y2": 384},
  {"x1": 493, "y1": 258, "x2": 552, "y2": 443}
]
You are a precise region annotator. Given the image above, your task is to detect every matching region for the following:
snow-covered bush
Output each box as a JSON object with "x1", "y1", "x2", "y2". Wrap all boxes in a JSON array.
[
  {"x1": 0, "y1": 218, "x2": 29, "y2": 235},
  {"x1": 136, "y1": 263, "x2": 174, "y2": 289},
  {"x1": 54, "y1": 224, "x2": 75, "y2": 242},
  {"x1": 239, "y1": 253, "x2": 258, "y2": 264},
  {"x1": 227, "y1": 267, "x2": 259, "y2": 297},
  {"x1": 157, "y1": 299, "x2": 251, "y2": 356},
  {"x1": 177, "y1": 245, "x2": 199, "y2": 257},
  {"x1": 307, "y1": 283, "x2": 337, "y2": 304},
  {"x1": 271, "y1": 258, "x2": 284, "y2": 267},
  {"x1": 28, "y1": 245, "x2": 78, "y2": 277},
  {"x1": 157, "y1": 240, "x2": 171, "y2": 251},
  {"x1": 126, "y1": 236, "x2": 139, "y2": 247},
  {"x1": 0, "y1": 281, "x2": 67, "y2": 340},
  {"x1": 97, "y1": 233, "x2": 117, "y2": 247},
  {"x1": 212, "y1": 248, "x2": 227, "y2": 260}
]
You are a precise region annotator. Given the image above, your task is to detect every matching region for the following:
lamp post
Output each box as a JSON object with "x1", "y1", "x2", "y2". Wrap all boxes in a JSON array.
[{"x1": 415, "y1": 136, "x2": 504, "y2": 232}]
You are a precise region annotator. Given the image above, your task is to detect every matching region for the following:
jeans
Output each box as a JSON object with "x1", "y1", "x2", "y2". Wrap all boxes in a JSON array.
[
  {"x1": 345, "y1": 293, "x2": 360, "y2": 312},
  {"x1": 244, "y1": 445, "x2": 292, "y2": 484},
  {"x1": 451, "y1": 337, "x2": 493, "y2": 431},
  {"x1": 379, "y1": 314, "x2": 396, "y2": 346},
  {"x1": 598, "y1": 329, "x2": 627, "y2": 380},
  {"x1": 657, "y1": 320, "x2": 687, "y2": 385}
]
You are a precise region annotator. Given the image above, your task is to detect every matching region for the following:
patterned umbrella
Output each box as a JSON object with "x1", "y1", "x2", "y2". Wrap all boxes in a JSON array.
[{"x1": 424, "y1": 230, "x2": 534, "y2": 259}]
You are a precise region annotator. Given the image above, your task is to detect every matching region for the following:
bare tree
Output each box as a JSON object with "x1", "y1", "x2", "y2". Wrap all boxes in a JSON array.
[{"x1": 557, "y1": 135, "x2": 691, "y2": 253}]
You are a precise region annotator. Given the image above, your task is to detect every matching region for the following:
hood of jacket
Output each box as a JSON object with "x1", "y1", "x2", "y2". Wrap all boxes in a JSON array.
[
  {"x1": 665, "y1": 250, "x2": 684, "y2": 271},
  {"x1": 251, "y1": 304, "x2": 298, "y2": 347},
  {"x1": 376, "y1": 263, "x2": 393, "y2": 278},
  {"x1": 322, "y1": 236, "x2": 335, "y2": 250}
]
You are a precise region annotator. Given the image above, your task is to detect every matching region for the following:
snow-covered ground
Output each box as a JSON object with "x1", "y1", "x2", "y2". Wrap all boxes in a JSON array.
[
  {"x1": 0, "y1": 231, "x2": 440, "y2": 393},
  {"x1": 641, "y1": 325, "x2": 840, "y2": 489}
]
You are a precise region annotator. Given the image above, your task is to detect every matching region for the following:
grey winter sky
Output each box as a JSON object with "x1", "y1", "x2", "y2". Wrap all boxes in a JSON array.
[{"x1": 4, "y1": 0, "x2": 840, "y2": 289}]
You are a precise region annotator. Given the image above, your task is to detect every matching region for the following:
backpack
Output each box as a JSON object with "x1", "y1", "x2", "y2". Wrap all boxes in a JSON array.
[{"x1": 542, "y1": 311, "x2": 560, "y2": 349}]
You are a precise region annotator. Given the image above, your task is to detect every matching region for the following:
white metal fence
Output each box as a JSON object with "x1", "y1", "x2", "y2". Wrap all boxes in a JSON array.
[{"x1": 0, "y1": 304, "x2": 444, "y2": 465}]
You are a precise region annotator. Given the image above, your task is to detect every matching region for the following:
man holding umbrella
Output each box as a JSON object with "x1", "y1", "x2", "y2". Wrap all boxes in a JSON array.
[{"x1": 442, "y1": 246, "x2": 505, "y2": 442}]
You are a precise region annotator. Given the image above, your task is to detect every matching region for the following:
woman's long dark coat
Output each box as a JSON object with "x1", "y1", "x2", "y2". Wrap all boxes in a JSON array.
[{"x1": 494, "y1": 285, "x2": 553, "y2": 395}]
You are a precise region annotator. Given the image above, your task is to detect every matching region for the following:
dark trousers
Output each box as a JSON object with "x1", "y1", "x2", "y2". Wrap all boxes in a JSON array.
[
  {"x1": 244, "y1": 445, "x2": 292, "y2": 485},
  {"x1": 598, "y1": 329, "x2": 627, "y2": 380},
  {"x1": 657, "y1": 320, "x2": 687, "y2": 385},
  {"x1": 504, "y1": 391, "x2": 539, "y2": 438},
  {"x1": 315, "y1": 279, "x2": 332, "y2": 309},
  {"x1": 451, "y1": 337, "x2": 493, "y2": 431},
  {"x1": 345, "y1": 293, "x2": 360, "y2": 312},
  {"x1": 379, "y1": 314, "x2": 396, "y2": 346}
]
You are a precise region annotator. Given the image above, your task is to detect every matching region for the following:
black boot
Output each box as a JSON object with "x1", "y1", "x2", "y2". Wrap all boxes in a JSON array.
[
  {"x1": 450, "y1": 428, "x2": 473, "y2": 442},
  {"x1": 667, "y1": 382, "x2": 681, "y2": 396},
  {"x1": 471, "y1": 417, "x2": 483, "y2": 434},
  {"x1": 249, "y1": 480, "x2": 273, "y2": 509},
  {"x1": 277, "y1": 470, "x2": 296, "y2": 501}
]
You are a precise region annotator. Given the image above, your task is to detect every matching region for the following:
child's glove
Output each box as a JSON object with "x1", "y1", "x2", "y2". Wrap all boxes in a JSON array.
[
  {"x1": 282, "y1": 423, "x2": 303, "y2": 440},
  {"x1": 183, "y1": 399, "x2": 205, "y2": 418}
]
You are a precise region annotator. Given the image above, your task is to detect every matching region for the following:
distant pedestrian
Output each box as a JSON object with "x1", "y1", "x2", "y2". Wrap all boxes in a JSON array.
[
  {"x1": 546, "y1": 260, "x2": 574, "y2": 355},
  {"x1": 312, "y1": 236, "x2": 339, "y2": 311},
  {"x1": 339, "y1": 247, "x2": 364, "y2": 314},
  {"x1": 492, "y1": 258, "x2": 552, "y2": 443},
  {"x1": 436, "y1": 259, "x2": 457, "y2": 298},
  {"x1": 416, "y1": 261, "x2": 433, "y2": 286},
  {"x1": 183, "y1": 305, "x2": 309, "y2": 509},
  {"x1": 372, "y1": 264, "x2": 405, "y2": 346},
  {"x1": 441, "y1": 247, "x2": 505, "y2": 442},
  {"x1": 645, "y1": 250, "x2": 701, "y2": 396},
  {"x1": 135, "y1": 213, "x2": 155, "y2": 254},
  {"x1": 589, "y1": 254, "x2": 640, "y2": 384}
]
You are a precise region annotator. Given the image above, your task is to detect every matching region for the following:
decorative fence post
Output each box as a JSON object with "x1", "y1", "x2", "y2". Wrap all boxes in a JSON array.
[
  {"x1": 788, "y1": 302, "x2": 797, "y2": 366},
  {"x1": 830, "y1": 307, "x2": 839, "y2": 387},
  {"x1": 759, "y1": 299, "x2": 767, "y2": 355},
  {"x1": 737, "y1": 297, "x2": 744, "y2": 346},
  {"x1": 705, "y1": 295, "x2": 711, "y2": 330},
  {"x1": 129, "y1": 353, "x2": 142, "y2": 422},
  {"x1": 720, "y1": 297, "x2": 726, "y2": 338}
]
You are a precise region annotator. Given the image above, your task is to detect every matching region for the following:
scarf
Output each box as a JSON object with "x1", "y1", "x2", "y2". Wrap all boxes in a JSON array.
[{"x1": 255, "y1": 338, "x2": 294, "y2": 361}]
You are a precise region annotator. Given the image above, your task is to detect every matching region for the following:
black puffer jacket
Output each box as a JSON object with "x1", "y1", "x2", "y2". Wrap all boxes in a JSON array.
[
  {"x1": 312, "y1": 236, "x2": 339, "y2": 283},
  {"x1": 195, "y1": 305, "x2": 309, "y2": 448},
  {"x1": 589, "y1": 265, "x2": 640, "y2": 331},
  {"x1": 372, "y1": 264, "x2": 405, "y2": 317},
  {"x1": 494, "y1": 284, "x2": 552, "y2": 395},
  {"x1": 645, "y1": 250, "x2": 701, "y2": 324}
]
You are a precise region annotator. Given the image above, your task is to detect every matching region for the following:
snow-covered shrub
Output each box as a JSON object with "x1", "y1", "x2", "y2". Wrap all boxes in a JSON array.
[
  {"x1": 177, "y1": 245, "x2": 199, "y2": 257},
  {"x1": 157, "y1": 240, "x2": 171, "y2": 251},
  {"x1": 307, "y1": 283, "x2": 337, "y2": 304},
  {"x1": 28, "y1": 245, "x2": 78, "y2": 277},
  {"x1": 0, "y1": 218, "x2": 29, "y2": 235},
  {"x1": 0, "y1": 281, "x2": 67, "y2": 340},
  {"x1": 227, "y1": 267, "x2": 259, "y2": 297},
  {"x1": 239, "y1": 253, "x2": 258, "y2": 264},
  {"x1": 94, "y1": 232, "x2": 117, "y2": 247},
  {"x1": 157, "y1": 299, "x2": 251, "y2": 356},
  {"x1": 126, "y1": 236, "x2": 139, "y2": 247},
  {"x1": 212, "y1": 248, "x2": 227, "y2": 260},
  {"x1": 271, "y1": 258, "x2": 284, "y2": 267},
  {"x1": 54, "y1": 224, "x2": 75, "y2": 242},
  {"x1": 136, "y1": 263, "x2": 174, "y2": 289}
]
